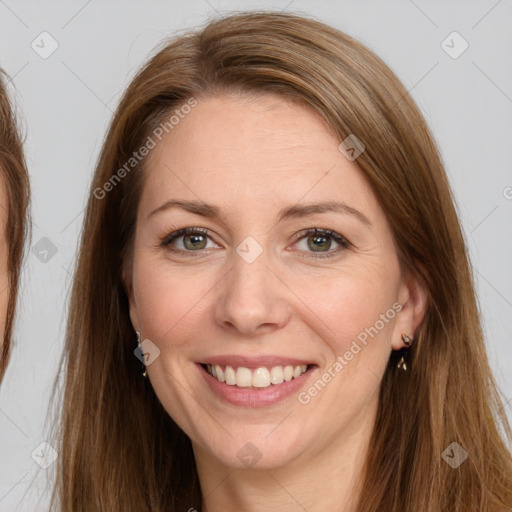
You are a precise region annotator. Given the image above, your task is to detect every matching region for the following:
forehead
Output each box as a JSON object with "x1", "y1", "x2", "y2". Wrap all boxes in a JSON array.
[{"x1": 138, "y1": 94, "x2": 377, "y2": 218}]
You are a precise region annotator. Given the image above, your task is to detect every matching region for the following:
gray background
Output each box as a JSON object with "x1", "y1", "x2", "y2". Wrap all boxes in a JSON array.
[{"x1": 0, "y1": 1, "x2": 511, "y2": 510}]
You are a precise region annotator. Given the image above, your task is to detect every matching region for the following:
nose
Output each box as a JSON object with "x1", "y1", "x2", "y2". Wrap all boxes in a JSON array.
[{"x1": 214, "y1": 247, "x2": 292, "y2": 337}]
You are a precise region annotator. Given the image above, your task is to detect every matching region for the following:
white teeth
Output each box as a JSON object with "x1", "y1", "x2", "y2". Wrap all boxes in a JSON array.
[
  {"x1": 252, "y1": 368, "x2": 270, "y2": 388},
  {"x1": 225, "y1": 365, "x2": 236, "y2": 385},
  {"x1": 293, "y1": 365, "x2": 307, "y2": 378},
  {"x1": 214, "y1": 364, "x2": 224, "y2": 383},
  {"x1": 269, "y1": 366, "x2": 284, "y2": 384},
  {"x1": 235, "y1": 367, "x2": 252, "y2": 387},
  {"x1": 206, "y1": 363, "x2": 309, "y2": 388}
]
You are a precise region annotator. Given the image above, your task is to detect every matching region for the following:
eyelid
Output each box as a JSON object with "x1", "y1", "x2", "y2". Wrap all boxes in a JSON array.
[
  {"x1": 160, "y1": 227, "x2": 212, "y2": 246},
  {"x1": 160, "y1": 227, "x2": 220, "y2": 255},
  {"x1": 290, "y1": 227, "x2": 351, "y2": 258},
  {"x1": 291, "y1": 227, "x2": 349, "y2": 245}
]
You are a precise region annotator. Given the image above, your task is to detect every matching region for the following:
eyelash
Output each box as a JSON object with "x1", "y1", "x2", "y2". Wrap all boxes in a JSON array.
[
  {"x1": 292, "y1": 228, "x2": 351, "y2": 259},
  {"x1": 160, "y1": 227, "x2": 351, "y2": 259}
]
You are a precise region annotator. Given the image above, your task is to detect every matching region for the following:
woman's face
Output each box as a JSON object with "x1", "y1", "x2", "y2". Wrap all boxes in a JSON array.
[{"x1": 126, "y1": 93, "x2": 425, "y2": 471}]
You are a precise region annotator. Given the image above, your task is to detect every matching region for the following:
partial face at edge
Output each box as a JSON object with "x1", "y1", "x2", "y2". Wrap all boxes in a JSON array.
[
  {"x1": 0, "y1": 173, "x2": 9, "y2": 353},
  {"x1": 125, "y1": 93, "x2": 426, "y2": 470}
]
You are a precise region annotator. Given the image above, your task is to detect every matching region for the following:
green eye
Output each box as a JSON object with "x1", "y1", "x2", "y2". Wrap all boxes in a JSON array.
[
  {"x1": 307, "y1": 233, "x2": 332, "y2": 252},
  {"x1": 294, "y1": 228, "x2": 350, "y2": 258},
  {"x1": 161, "y1": 226, "x2": 350, "y2": 259},
  {"x1": 182, "y1": 232, "x2": 208, "y2": 250},
  {"x1": 162, "y1": 228, "x2": 213, "y2": 252}
]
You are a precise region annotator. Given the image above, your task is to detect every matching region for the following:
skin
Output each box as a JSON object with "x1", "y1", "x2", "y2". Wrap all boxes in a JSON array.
[
  {"x1": 125, "y1": 93, "x2": 427, "y2": 512},
  {"x1": 0, "y1": 176, "x2": 9, "y2": 352}
]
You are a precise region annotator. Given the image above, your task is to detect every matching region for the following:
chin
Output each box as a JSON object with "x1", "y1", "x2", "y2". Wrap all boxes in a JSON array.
[{"x1": 198, "y1": 427, "x2": 309, "y2": 471}]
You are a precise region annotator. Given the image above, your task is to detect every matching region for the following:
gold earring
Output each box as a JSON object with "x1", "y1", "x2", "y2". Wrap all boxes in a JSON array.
[
  {"x1": 397, "y1": 355, "x2": 407, "y2": 371},
  {"x1": 397, "y1": 333, "x2": 413, "y2": 371}
]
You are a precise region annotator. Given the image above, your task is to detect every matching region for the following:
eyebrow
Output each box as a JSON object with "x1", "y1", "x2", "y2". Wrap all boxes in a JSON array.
[{"x1": 148, "y1": 199, "x2": 371, "y2": 226}]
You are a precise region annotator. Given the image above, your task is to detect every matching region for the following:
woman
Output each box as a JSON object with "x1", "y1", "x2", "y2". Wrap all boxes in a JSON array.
[
  {"x1": 54, "y1": 11, "x2": 512, "y2": 511},
  {"x1": 0, "y1": 71, "x2": 30, "y2": 383}
]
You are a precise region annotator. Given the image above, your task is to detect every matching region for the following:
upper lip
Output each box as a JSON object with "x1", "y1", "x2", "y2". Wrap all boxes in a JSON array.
[{"x1": 199, "y1": 355, "x2": 315, "y2": 369}]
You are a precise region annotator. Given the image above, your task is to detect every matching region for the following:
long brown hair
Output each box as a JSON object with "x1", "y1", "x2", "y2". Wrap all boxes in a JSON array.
[
  {"x1": 0, "y1": 71, "x2": 30, "y2": 382},
  {"x1": 53, "y1": 11, "x2": 512, "y2": 511}
]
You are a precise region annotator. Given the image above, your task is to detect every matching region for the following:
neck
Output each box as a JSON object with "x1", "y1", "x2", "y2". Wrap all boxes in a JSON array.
[{"x1": 194, "y1": 400, "x2": 377, "y2": 512}]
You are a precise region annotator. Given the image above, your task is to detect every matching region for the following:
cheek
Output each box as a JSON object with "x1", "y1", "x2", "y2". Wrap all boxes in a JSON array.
[
  {"x1": 296, "y1": 260, "x2": 400, "y2": 359},
  {"x1": 132, "y1": 255, "x2": 216, "y2": 347}
]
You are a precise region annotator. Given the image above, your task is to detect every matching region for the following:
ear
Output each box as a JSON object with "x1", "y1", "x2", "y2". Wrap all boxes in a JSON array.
[
  {"x1": 390, "y1": 270, "x2": 428, "y2": 350},
  {"x1": 122, "y1": 257, "x2": 140, "y2": 334}
]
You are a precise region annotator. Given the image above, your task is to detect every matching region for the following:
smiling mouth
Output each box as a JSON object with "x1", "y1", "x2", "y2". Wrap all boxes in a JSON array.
[{"x1": 201, "y1": 363, "x2": 314, "y2": 389}]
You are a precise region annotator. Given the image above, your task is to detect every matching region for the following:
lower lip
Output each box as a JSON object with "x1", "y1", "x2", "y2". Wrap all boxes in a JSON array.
[{"x1": 197, "y1": 364, "x2": 316, "y2": 408}]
